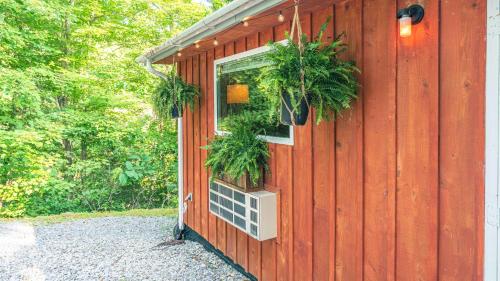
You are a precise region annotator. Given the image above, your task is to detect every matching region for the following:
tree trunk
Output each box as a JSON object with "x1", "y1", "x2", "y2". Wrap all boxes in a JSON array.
[
  {"x1": 60, "y1": 0, "x2": 75, "y2": 166},
  {"x1": 81, "y1": 139, "x2": 87, "y2": 160},
  {"x1": 63, "y1": 139, "x2": 73, "y2": 165}
]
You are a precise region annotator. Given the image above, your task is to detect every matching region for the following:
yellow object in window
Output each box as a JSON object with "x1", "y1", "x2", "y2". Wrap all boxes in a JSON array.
[{"x1": 227, "y1": 84, "x2": 249, "y2": 104}]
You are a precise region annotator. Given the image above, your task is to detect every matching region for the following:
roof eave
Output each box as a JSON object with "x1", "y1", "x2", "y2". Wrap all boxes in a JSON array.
[{"x1": 136, "y1": 0, "x2": 287, "y2": 65}]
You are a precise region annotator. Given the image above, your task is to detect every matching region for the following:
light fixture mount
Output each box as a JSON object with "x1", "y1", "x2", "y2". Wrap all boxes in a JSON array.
[{"x1": 397, "y1": 4, "x2": 424, "y2": 25}]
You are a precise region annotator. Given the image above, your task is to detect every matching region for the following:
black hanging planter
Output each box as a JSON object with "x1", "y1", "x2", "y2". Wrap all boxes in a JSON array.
[
  {"x1": 171, "y1": 103, "x2": 181, "y2": 119},
  {"x1": 280, "y1": 91, "x2": 310, "y2": 126}
]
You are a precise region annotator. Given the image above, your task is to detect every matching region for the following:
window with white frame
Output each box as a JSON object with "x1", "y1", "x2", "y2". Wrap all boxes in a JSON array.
[{"x1": 214, "y1": 43, "x2": 293, "y2": 145}]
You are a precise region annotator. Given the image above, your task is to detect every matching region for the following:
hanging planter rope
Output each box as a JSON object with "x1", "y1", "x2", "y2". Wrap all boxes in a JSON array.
[
  {"x1": 170, "y1": 55, "x2": 182, "y2": 118},
  {"x1": 172, "y1": 56, "x2": 177, "y2": 105},
  {"x1": 279, "y1": 0, "x2": 310, "y2": 126}
]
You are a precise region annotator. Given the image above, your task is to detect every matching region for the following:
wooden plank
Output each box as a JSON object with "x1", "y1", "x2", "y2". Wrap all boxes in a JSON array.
[
  {"x1": 246, "y1": 32, "x2": 259, "y2": 49},
  {"x1": 292, "y1": 12, "x2": 314, "y2": 281},
  {"x1": 236, "y1": 228, "x2": 249, "y2": 272},
  {"x1": 272, "y1": 20, "x2": 293, "y2": 281},
  {"x1": 207, "y1": 50, "x2": 218, "y2": 246},
  {"x1": 311, "y1": 8, "x2": 335, "y2": 281},
  {"x1": 233, "y1": 39, "x2": 246, "y2": 270},
  {"x1": 233, "y1": 36, "x2": 249, "y2": 272},
  {"x1": 258, "y1": 27, "x2": 274, "y2": 44},
  {"x1": 273, "y1": 21, "x2": 290, "y2": 43},
  {"x1": 259, "y1": 27, "x2": 277, "y2": 281},
  {"x1": 259, "y1": 28, "x2": 274, "y2": 47},
  {"x1": 334, "y1": 1, "x2": 364, "y2": 280},
  {"x1": 200, "y1": 52, "x2": 209, "y2": 240},
  {"x1": 438, "y1": 1, "x2": 486, "y2": 280},
  {"x1": 248, "y1": 237, "x2": 262, "y2": 279},
  {"x1": 396, "y1": 0, "x2": 439, "y2": 280},
  {"x1": 214, "y1": 45, "x2": 227, "y2": 253},
  {"x1": 362, "y1": 0, "x2": 396, "y2": 280},
  {"x1": 235, "y1": 37, "x2": 246, "y2": 54},
  {"x1": 186, "y1": 57, "x2": 194, "y2": 228},
  {"x1": 223, "y1": 41, "x2": 238, "y2": 263},
  {"x1": 327, "y1": 8, "x2": 338, "y2": 279},
  {"x1": 192, "y1": 55, "x2": 201, "y2": 233},
  {"x1": 261, "y1": 239, "x2": 277, "y2": 281},
  {"x1": 244, "y1": 32, "x2": 262, "y2": 280},
  {"x1": 275, "y1": 145, "x2": 293, "y2": 281}
]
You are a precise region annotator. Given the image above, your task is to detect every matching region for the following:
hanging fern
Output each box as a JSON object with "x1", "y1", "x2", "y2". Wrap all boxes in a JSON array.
[
  {"x1": 259, "y1": 17, "x2": 360, "y2": 124},
  {"x1": 152, "y1": 67, "x2": 199, "y2": 120}
]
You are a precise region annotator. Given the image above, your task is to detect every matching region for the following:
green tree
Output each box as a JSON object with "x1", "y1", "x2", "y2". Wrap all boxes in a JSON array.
[
  {"x1": 210, "y1": 0, "x2": 233, "y2": 10},
  {"x1": 0, "y1": 0, "x2": 210, "y2": 217}
]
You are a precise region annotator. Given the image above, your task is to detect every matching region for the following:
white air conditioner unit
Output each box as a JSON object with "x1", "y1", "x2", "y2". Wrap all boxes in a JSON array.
[{"x1": 209, "y1": 181, "x2": 277, "y2": 241}]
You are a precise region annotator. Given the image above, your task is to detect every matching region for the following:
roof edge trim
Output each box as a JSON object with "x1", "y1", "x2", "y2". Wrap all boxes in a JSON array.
[{"x1": 136, "y1": 0, "x2": 287, "y2": 65}]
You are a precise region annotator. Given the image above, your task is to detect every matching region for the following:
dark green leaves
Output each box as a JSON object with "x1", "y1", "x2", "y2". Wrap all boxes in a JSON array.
[
  {"x1": 259, "y1": 19, "x2": 360, "y2": 124},
  {"x1": 205, "y1": 112, "x2": 270, "y2": 186},
  {"x1": 0, "y1": 0, "x2": 210, "y2": 217},
  {"x1": 152, "y1": 68, "x2": 199, "y2": 121}
]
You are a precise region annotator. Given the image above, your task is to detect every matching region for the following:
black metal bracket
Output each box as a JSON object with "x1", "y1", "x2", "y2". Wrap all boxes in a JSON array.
[{"x1": 397, "y1": 4, "x2": 425, "y2": 25}]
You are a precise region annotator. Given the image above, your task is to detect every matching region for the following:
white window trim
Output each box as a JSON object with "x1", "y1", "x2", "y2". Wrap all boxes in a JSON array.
[
  {"x1": 213, "y1": 40, "x2": 294, "y2": 146},
  {"x1": 485, "y1": 0, "x2": 499, "y2": 280}
]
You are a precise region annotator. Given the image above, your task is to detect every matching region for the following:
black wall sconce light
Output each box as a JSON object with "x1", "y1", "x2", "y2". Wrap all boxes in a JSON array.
[{"x1": 397, "y1": 4, "x2": 425, "y2": 37}]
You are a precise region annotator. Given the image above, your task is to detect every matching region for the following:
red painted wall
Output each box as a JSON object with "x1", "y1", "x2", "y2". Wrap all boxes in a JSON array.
[{"x1": 174, "y1": 0, "x2": 486, "y2": 280}]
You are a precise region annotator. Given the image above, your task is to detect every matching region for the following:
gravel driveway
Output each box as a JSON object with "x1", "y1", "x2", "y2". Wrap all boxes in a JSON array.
[{"x1": 0, "y1": 216, "x2": 247, "y2": 281}]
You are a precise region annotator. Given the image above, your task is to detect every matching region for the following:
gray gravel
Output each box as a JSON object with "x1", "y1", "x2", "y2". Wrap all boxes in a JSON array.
[{"x1": 0, "y1": 216, "x2": 247, "y2": 281}]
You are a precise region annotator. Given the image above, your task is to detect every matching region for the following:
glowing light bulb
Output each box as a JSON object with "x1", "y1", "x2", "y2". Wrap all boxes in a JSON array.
[
  {"x1": 177, "y1": 52, "x2": 182, "y2": 57},
  {"x1": 278, "y1": 12, "x2": 285, "y2": 23},
  {"x1": 399, "y1": 15, "x2": 412, "y2": 37},
  {"x1": 243, "y1": 21, "x2": 249, "y2": 27},
  {"x1": 195, "y1": 43, "x2": 200, "y2": 48},
  {"x1": 213, "y1": 38, "x2": 219, "y2": 46}
]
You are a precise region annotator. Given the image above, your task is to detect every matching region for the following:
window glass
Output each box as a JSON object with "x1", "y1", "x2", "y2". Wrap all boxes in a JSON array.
[
  {"x1": 234, "y1": 204, "x2": 245, "y2": 217},
  {"x1": 234, "y1": 216, "x2": 246, "y2": 229},
  {"x1": 233, "y1": 191, "x2": 245, "y2": 204},
  {"x1": 215, "y1": 51, "x2": 290, "y2": 139}
]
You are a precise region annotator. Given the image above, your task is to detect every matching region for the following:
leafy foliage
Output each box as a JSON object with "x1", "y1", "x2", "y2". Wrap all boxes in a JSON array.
[
  {"x1": 205, "y1": 112, "x2": 270, "y2": 185},
  {"x1": 210, "y1": 0, "x2": 233, "y2": 10},
  {"x1": 259, "y1": 18, "x2": 360, "y2": 124},
  {"x1": 152, "y1": 67, "x2": 199, "y2": 120},
  {"x1": 0, "y1": 0, "x2": 211, "y2": 217}
]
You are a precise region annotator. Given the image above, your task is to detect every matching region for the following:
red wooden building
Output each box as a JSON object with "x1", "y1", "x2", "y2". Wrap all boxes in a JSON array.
[{"x1": 138, "y1": 0, "x2": 500, "y2": 280}]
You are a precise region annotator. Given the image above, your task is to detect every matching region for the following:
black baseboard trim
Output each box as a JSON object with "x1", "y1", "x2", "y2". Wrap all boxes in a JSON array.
[{"x1": 179, "y1": 224, "x2": 258, "y2": 281}]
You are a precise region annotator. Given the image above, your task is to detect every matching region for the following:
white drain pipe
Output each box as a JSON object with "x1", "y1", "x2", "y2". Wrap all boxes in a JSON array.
[
  {"x1": 145, "y1": 59, "x2": 184, "y2": 231},
  {"x1": 177, "y1": 117, "x2": 184, "y2": 231}
]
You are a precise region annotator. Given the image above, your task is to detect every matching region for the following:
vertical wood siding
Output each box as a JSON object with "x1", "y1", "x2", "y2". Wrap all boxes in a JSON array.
[
  {"x1": 439, "y1": 1, "x2": 486, "y2": 280},
  {"x1": 362, "y1": 0, "x2": 396, "y2": 280},
  {"x1": 396, "y1": 0, "x2": 439, "y2": 279},
  {"x1": 175, "y1": 0, "x2": 486, "y2": 280}
]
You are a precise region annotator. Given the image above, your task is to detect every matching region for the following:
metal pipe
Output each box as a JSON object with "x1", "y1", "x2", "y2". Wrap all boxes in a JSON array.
[
  {"x1": 144, "y1": 59, "x2": 184, "y2": 232},
  {"x1": 177, "y1": 117, "x2": 184, "y2": 231}
]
